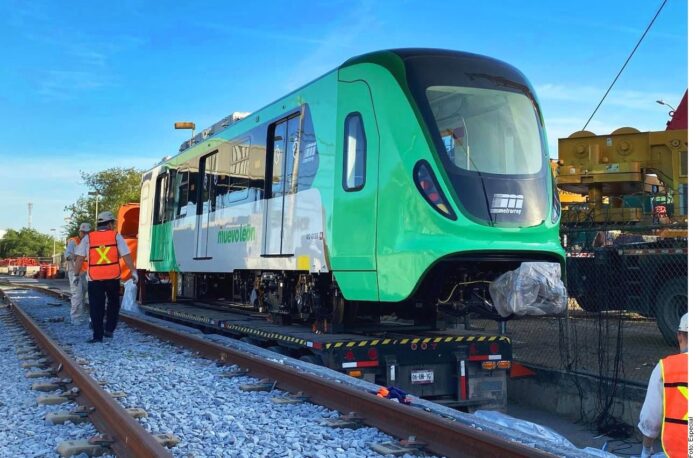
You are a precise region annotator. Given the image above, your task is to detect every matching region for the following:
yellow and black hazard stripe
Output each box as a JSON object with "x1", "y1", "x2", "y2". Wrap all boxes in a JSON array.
[
  {"x1": 324, "y1": 334, "x2": 510, "y2": 350},
  {"x1": 140, "y1": 304, "x2": 510, "y2": 350}
]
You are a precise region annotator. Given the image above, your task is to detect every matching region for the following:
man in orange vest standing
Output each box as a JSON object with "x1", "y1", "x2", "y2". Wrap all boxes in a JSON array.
[
  {"x1": 65, "y1": 222, "x2": 91, "y2": 325},
  {"x1": 638, "y1": 313, "x2": 688, "y2": 457},
  {"x1": 73, "y1": 211, "x2": 138, "y2": 343}
]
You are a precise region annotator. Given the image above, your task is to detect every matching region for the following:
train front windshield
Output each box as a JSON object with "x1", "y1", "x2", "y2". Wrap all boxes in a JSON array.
[
  {"x1": 425, "y1": 87, "x2": 542, "y2": 176},
  {"x1": 403, "y1": 52, "x2": 550, "y2": 227}
]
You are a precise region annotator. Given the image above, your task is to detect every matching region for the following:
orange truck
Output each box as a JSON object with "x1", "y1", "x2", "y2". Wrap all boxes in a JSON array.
[{"x1": 117, "y1": 203, "x2": 139, "y2": 281}]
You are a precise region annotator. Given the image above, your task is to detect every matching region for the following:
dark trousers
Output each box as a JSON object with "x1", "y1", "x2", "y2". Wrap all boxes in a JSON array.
[{"x1": 88, "y1": 279, "x2": 120, "y2": 340}]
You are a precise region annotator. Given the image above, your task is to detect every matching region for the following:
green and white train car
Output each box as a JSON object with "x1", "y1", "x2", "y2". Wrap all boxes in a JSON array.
[{"x1": 137, "y1": 49, "x2": 565, "y2": 332}]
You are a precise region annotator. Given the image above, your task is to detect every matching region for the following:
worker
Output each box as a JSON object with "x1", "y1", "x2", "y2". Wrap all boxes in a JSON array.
[
  {"x1": 638, "y1": 313, "x2": 688, "y2": 458},
  {"x1": 65, "y1": 223, "x2": 91, "y2": 325},
  {"x1": 73, "y1": 211, "x2": 138, "y2": 343}
]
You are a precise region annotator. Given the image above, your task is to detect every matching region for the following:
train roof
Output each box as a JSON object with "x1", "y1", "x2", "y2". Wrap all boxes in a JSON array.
[{"x1": 173, "y1": 48, "x2": 518, "y2": 158}]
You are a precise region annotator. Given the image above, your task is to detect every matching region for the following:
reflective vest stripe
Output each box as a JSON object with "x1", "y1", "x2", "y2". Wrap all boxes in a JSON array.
[
  {"x1": 661, "y1": 352, "x2": 688, "y2": 458},
  {"x1": 88, "y1": 231, "x2": 121, "y2": 281}
]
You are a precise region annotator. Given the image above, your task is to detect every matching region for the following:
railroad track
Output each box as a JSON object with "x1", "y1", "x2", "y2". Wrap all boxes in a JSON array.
[
  {"x1": 0, "y1": 287, "x2": 170, "y2": 457},
  {"x1": 1, "y1": 282, "x2": 561, "y2": 458}
]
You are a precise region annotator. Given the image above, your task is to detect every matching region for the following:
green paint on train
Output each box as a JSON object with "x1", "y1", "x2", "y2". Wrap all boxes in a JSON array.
[{"x1": 139, "y1": 49, "x2": 564, "y2": 326}]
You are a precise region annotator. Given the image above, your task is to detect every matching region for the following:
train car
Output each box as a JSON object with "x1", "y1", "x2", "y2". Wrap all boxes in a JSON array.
[{"x1": 137, "y1": 48, "x2": 565, "y2": 332}]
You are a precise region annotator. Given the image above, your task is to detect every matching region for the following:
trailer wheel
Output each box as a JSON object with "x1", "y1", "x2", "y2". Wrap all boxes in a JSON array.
[{"x1": 655, "y1": 277, "x2": 688, "y2": 347}]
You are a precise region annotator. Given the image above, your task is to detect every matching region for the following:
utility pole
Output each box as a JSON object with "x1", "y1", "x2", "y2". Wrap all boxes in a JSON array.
[{"x1": 27, "y1": 202, "x2": 33, "y2": 229}]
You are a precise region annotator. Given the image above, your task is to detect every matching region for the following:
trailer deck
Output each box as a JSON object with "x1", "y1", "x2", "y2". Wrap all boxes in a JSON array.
[{"x1": 140, "y1": 301, "x2": 512, "y2": 408}]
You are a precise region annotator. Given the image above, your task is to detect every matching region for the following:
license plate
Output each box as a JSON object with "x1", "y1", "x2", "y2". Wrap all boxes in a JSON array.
[{"x1": 410, "y1": 369, "x2": 434, "y2": 384}]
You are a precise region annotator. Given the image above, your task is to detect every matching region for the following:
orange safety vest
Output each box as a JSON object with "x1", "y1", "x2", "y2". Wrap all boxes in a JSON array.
[
  {"x1": 70, "y1": 237, "x2": 88, "y2": 272},
  {"x1": 661, "y1": 352, "x2": 688, "y2": 458},
  {"x1": 88, "y1": 230, "x2": 121, "y2": 281}
]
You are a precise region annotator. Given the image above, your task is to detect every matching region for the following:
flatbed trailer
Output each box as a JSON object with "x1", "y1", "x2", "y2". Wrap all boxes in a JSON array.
[{"x1": 140, "y1": 302, "x2": 512, "y2": 409}]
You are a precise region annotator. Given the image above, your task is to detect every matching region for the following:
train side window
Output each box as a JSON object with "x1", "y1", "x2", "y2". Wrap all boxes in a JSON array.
[
  {"x1": 165, "y1": 169, "x2": 177, "y2": 221},
  {"x1": 284, "y1": 116, "x2": 300, "y2": 195},
  {"x1": 175, "y1": 170, "x2": 189, "y2": 217},
  {"x1": 271, "y1": 122, "x2": 287, "y2": 198},
  {"x1": 215, "y1": 139, "x2": 252, "y2": 208},
  {"x1": 297, "y1": 106, "x2": 319, "y2": 192},
  {"x1": 199, "y1": 153, "x2": 218, "y2": 214},
  {"x1": 153, "y1": 173, "x2": 168, "y2": 225},
  {"x1": 343, "y1": 113, "x2": 366, "y2": 191},
  {"x1": 187, "y1": 168, "x2": 198, "y2": 212}
]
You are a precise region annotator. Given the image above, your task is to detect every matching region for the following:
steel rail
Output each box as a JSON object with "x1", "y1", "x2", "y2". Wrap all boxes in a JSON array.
[
  {"x1": 120, "y1": 313, "x2": 556, "y2": 458},
  {"x1": 1, "y1": 288, "x2": 170, "y2": 458},
  {"x1": 9, "y1": 283, "x2": 557, "y2": 457}
]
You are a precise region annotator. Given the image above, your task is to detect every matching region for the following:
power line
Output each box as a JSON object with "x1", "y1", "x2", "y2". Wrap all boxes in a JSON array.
[{"x1": 582, "y1": 0, "x2": 669, "y2": 131}]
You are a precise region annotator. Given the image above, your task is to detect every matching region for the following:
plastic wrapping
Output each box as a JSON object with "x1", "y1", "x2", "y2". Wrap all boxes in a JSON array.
[
  {"x1": 489, "y1": 262, "x2": 567, "y2": 317},
  {"x1": 120, "y1": 279, "x2": 139, "y2": 313},
  {"x1": 473, "y1": 411, "x2": 617, "y2": 458}
]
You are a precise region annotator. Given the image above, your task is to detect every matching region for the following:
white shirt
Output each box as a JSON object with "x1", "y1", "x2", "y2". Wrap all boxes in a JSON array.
[
  {"x1": 75, "y1": 231, "x2": 130, "y2": 281},
  {"x1": 64, "y1": 238, "x2": 78, "y2": 260},
  {"x1": 638, "y1": 349, "x2": 688, "y2": 440},
  {"x1": 638, "y1": 362, "x2": 663, "y2": 439}
]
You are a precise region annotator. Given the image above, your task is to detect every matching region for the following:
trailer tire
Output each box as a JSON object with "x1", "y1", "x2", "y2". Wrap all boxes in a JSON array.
[{"x1": 655, "y1": 277, "x2": 688, "y2": 347}]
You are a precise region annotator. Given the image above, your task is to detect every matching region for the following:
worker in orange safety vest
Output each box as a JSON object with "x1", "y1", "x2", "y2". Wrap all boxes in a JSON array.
[
  {"x1": 73, "y1": 211, "x2": 138, "y2": 343},
  {"x1": 638, "y1": 313, "x2": 688, "y2": 457}
]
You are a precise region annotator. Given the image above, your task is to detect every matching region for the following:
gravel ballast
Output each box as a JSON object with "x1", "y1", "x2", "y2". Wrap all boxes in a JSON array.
[
  {"x1": 0, "y1": 302, "x2": 102, "y2": 458},
  {"x1": 2, "y1": 287, "x2": 436, "y2": 458}
]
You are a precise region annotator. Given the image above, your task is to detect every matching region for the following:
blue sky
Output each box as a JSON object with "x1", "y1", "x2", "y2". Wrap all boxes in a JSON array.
[{"x1": 0, "y1": 0, "x2": 688, "y2": 236}]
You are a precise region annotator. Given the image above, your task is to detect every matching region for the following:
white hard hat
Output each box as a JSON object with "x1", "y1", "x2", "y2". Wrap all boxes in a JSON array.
[
  {"x1": 678, "y1": 313, "x2": 688, "y2": 332},
  {"x1": 78, "y1": 222, "x2": 92, "y2": 232},
  {"x1": 97, "y1": 211, "x2": 116, "y2": 224}
]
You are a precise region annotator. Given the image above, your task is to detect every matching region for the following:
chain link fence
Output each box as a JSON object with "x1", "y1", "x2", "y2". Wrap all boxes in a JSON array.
[{"x1": 470, "y1": 223, "x2": 687, "y2": 430}]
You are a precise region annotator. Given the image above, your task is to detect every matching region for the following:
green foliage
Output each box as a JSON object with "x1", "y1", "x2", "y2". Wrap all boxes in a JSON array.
[
  {"x1": 0, "y1": 228, "x2": 55, "y2": 258},
  {"x1": 64, "y1": 167, "x2": 143, "y2": 237}
]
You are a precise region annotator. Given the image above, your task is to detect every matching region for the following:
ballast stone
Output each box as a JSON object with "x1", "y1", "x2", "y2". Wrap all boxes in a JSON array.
[{"x1": 153, "y1": 433, "x2": 181, "y2": 448}]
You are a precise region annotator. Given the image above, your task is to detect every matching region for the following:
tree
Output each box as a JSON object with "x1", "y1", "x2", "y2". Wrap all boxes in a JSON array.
[
  {"x1": 0, "y1": 228, "x2": 55, "y2": 258},
  {"x1": 64, "y1": 167, "x2": 143, "y2": 237}
]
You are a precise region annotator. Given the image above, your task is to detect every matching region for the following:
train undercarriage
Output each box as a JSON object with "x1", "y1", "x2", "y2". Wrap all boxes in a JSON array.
[{"x1": 140, "y1": 253, "x2": 562, "y2": 334}]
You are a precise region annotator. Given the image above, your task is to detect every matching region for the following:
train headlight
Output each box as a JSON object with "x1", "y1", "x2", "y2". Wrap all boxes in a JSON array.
[
  {"x1": 414, "y1": 161, "x2": 456, "y2": 221},
  {"x1": 551, "y1": 187, "x2": 561, "y2": 224}
]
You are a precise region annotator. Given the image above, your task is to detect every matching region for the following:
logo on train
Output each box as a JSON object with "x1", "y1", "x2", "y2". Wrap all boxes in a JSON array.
[
  {"x1": 490, "y1": 194, "x2": 524, "y2": 215},
  {"x1": 217, "y1": 225, "x2": 256, "y2": 244}
]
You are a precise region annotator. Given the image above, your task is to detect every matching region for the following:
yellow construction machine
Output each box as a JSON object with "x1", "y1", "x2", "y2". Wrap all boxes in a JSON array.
[{"x1": 555, "y1": 92, "x2": 688, "y2": 225}]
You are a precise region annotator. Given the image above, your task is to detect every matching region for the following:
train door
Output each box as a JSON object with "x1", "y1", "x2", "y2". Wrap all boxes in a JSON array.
[
  {"x1": 150, "y1": 172, "x2": 168, "y2": 262},
  {"x1": 138, "y1": 177, "x2": 153, "y2": 265},
  {"x1": 195, "y1": 152, "x2": 217, "y2": 259},
  {"x1": 332, "y1": 80, "x2": 379, "y2": 272},
  {"x1": 263, "y1": 114, "x2": 300, "y2": 256}
]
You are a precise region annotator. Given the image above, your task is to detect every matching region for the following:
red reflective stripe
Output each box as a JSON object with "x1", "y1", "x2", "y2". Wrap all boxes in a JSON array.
[
  {"x1": 469, "y1": 355, "x2": 490, "y2": 361},
  {"x1": 356, "y1": 361, "x2": 379, "y2": 368}
]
